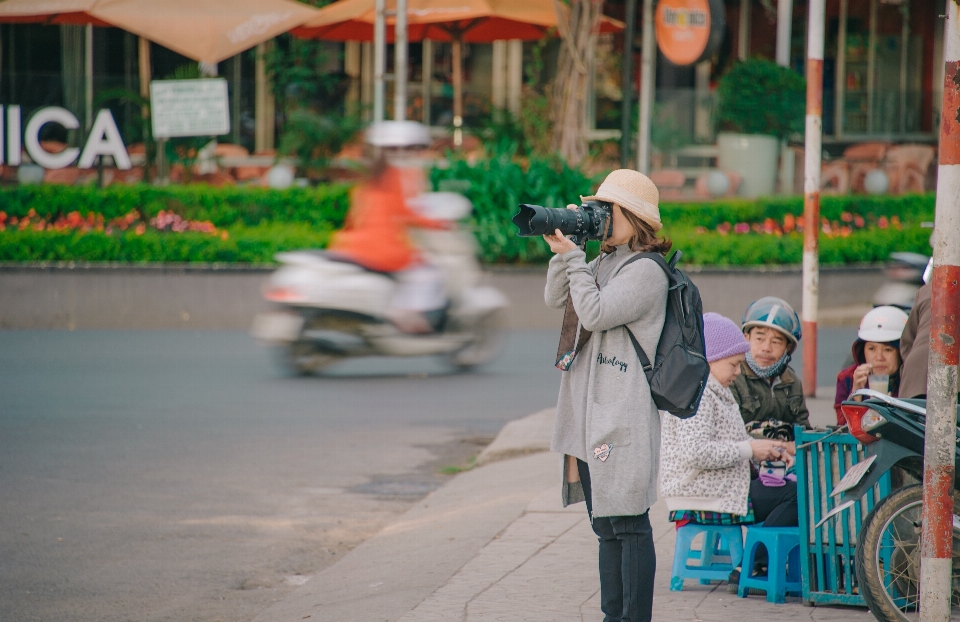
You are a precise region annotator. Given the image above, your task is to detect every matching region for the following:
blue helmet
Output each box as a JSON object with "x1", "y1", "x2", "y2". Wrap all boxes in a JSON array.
[{"x1": 741, "y1": 297, "x2": 802, "y2": 351}]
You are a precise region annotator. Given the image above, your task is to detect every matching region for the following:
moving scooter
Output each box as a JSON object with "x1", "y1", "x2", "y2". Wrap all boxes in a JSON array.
[
  {"x1": 872, "y1": 252, "x2": 931, "y2": 311},
  {"x1": 251, "y1": 193, "x2": 509, "y2": 374},
  {"x1": 826, "y1": 389, "x2": 960, "y2": 621}
]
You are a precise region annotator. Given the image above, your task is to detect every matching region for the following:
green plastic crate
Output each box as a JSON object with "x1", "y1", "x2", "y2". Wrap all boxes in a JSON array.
[{"x1": 795, "y1": 427, "x2": 892, "y2": 607}]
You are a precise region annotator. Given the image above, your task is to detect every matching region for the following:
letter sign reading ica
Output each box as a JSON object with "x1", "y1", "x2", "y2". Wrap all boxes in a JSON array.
[
  {"x1": 3, "y1": 106, "x2": 132, "y2": 170},
  {"x1": 655, "y1": 0, "x2": 725, "y2": 66}
]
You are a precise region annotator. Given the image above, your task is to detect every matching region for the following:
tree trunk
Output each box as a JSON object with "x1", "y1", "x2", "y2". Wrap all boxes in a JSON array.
[{"x1": 550, "y1": 0, "x2": 603, "y2": 166}]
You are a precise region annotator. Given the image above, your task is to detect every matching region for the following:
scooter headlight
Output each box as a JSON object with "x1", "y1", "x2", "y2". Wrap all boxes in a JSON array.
[{"x1": 860, "y1": 410, "x2": 887, "y2": 431}]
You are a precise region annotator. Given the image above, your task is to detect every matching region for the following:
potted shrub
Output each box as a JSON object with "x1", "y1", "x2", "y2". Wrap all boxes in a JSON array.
[{"x1": 714, "y1": 58, "x2": 805, "y2": 197}]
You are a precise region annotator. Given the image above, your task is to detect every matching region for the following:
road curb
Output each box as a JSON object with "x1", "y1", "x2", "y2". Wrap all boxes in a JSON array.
[
  {"x1": 250, "y1": 408, "x2": 558, "y2": 622},
  {"x1": 250, "y1": 452, "x2": 558, "y2": 622}
]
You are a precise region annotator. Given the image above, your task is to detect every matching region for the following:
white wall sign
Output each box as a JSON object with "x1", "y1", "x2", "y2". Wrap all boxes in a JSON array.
[{"x1": 150, "y1": 79, "x2": 230, "y2": 139}]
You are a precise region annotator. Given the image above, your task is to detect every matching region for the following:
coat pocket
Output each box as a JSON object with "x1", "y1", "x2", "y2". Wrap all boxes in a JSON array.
[{"x1": 588, "y1": 399, "x2": 634, "y2": 464}]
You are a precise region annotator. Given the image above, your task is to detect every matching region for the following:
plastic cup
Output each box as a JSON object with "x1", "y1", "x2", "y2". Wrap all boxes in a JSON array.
[{"x1": 868, "y1": 374, "x2": 890, "y2": 394}]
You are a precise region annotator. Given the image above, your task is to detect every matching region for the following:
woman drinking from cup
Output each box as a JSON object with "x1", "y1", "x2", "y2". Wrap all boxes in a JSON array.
[{"x1": 833, "y1": 306, "x2": 909, "y2": 425}]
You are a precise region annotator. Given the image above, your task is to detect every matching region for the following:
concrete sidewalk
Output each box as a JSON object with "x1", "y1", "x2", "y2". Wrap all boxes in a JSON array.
[{"x1": 253, "y1": 393, "x2": 874, "y2": 622}]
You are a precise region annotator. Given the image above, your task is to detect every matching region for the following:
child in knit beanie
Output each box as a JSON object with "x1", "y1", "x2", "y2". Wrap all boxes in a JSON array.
[
  {"x1": 660, "y1": 313, "x2": 796, "y2": 536},
  {"x1": 703, "y1": 312, "x2": 751, "y2": 390}
]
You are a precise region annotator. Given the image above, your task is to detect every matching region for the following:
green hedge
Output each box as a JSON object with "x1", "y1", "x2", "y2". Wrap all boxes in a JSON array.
[
  {"x1": 670, "y1": 224, "x2": 932, "y2": 266},
  {"x1": 0, "y1": 184, "x2": 351, "y2": 228},
  {"x1": 0, "y1": 165, "x2": 935, "y2": 265},
  {"x1": 660, "y1": 193, "x2": 934, "y2": 229},
  {"x1": 0, "y1": 222, "x2": 331, "y2": 263},
  {"x1": 0, "y1": 221, "x2": 929, "y2": 266}
]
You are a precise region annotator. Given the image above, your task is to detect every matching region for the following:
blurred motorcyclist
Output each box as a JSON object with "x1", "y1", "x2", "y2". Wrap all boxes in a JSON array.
[{"x1": 327, "y1": 121, "x2": 450, "y2": 333}]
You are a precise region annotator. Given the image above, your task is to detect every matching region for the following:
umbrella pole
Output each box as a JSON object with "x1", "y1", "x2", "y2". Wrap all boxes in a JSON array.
[
  {"x1": 636, "y1": 0, "x2": 655, "y2": 173},
  {"x1": 85, "y1": 24, "x2": 93, "y2": 133},
  {"x1": 374, "y1": 0, "x2": 386, "y2": 123},
  {"x1": 394, "y1": 0, "x2": 408, "y2": 121},
  {"x1": 620, "y1": 0, "x2": 637, "y2": 168},
  {"x1": 452, "y1": 37, "x2": 463, "y2": 147}
]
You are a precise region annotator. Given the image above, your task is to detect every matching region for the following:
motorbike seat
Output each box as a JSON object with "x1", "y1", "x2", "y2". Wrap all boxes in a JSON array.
[{"x1": 304, "y1": 251, "x2": 397, "y2": 280}]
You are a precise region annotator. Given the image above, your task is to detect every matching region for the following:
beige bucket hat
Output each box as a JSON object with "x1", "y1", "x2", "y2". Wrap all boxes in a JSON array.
[{"x1": 581, "y1": 169, "x2": 662, "y2": 231}]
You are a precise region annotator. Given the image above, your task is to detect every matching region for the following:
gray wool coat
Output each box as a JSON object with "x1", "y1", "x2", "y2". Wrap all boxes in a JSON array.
[{"x1": 545, "y1": 245, "x2": 668, "y2": 518}]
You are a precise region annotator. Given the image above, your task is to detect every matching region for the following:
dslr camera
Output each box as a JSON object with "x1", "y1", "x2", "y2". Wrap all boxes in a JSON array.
[{"x1": 511, "y1": 200, "x2": 614, "y2": 247}]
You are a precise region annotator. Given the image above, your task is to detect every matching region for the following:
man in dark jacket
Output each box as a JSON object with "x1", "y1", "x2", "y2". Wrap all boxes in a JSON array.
[
  {"x1": 899, "y1": 283, "x2": 931, "y2": 399},
  {"x1": 729, "y1": 297, "x2": 811, "y2": 454}
]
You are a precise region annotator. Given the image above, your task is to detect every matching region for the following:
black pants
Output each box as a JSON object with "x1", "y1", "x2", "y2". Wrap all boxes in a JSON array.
[
  {"x1": 747, "y1": 478, "x2": 799, "y2": 569},
  {"x1": 749, "y1": 478, "x2": 799, "y2": 527},
  {"x1": 578, "y1": 459, "x2": 656, "y2": 622}
]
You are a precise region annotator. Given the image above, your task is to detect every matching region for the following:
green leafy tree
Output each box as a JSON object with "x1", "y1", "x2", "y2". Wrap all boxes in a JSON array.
[{"x1": 715, "y1": 58, "x2": 805, "y2": 140}]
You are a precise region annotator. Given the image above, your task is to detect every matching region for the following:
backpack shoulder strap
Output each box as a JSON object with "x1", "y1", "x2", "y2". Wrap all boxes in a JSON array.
[
  {"x1": 627, "y1": 327, "x2": 654, "y2": 374},
  {"x1": 617, "y1": 252, "x2": 679, "y2": 284},
  {"x1": 615, "y1": 252, "x2": 672, "y2": 375}
]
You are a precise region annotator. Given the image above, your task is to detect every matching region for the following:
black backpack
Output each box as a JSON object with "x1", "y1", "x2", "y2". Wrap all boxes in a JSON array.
[{"x1": 619, "y1": 251, "x2": 709, "y2": 419}]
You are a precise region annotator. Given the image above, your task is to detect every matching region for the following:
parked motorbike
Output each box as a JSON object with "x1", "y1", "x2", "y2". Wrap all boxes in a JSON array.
[
  {"x1": 827, "y1": 389, "x2": 960, "y2": 621},
  {"x1": 872, "y1": 252, "x2": 932, "y2": 311},
  {"x1": 251, "y1": 192, "x2": 509, "y2": 374}
]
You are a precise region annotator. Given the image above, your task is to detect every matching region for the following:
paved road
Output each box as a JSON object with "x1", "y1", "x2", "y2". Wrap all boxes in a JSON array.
[
  {"x1": 0, "y1": 327, "x2": 856, "y2": 622},
  {"x1": 0, "y1": 330, "x2": 563, "y2": 622}
]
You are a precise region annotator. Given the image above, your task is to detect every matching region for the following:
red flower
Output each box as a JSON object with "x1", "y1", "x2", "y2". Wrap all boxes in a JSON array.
[
  {"x1": 878, "y1": 216, "x2": 889, "y2": 229},
  {"x1": 841, "y1": 212, "x2": 854, "y2": 223},
  {"x1": 734, "y1": 223, "x2": 750, "y2": 234}
]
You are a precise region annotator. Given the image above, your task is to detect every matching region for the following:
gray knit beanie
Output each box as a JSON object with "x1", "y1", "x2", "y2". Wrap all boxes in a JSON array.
[{"x1": 703, "y1": 312, "x2": 751, "y2": 362}]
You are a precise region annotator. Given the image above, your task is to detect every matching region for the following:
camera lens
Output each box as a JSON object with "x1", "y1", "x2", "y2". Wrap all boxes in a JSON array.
[{"x1": 512, "y1": 204, "x2": 581, "y2": 237}]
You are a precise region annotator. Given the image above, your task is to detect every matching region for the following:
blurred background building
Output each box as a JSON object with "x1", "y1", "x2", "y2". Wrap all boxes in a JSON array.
[{"x1": 0, "y1": 0, "x2": 944, "y2": 186}]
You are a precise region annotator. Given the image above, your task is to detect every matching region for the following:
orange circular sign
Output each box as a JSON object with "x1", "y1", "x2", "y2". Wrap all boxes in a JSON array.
[{"x1": 655, "y1": 0, "x2": 712, "y2": 66}]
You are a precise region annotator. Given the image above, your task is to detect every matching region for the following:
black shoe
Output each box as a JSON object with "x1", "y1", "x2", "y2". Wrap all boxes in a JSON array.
[{"x1": 726, "y1": 569, "x2": 740, "y2": 593}]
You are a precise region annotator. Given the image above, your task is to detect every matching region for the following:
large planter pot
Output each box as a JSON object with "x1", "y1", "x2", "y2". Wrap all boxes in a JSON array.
[{"x1": 717, "y1": 133, "x2": 780, "y2": 198}]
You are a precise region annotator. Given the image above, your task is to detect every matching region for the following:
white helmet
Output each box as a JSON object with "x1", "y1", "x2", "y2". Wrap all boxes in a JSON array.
[
  {"x1": 858, "y1": 306, "x2": 909, "y2": 343},
  {"x1": 365, "y1": 121, "x2": 431, "y2": 148}
]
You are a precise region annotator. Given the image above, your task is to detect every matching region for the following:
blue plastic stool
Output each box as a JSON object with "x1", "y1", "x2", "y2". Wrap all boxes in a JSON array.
[
  {"x1": 670, "y1": 524, "x2": 744, "y2": 591},
  {"x1": 737, "y1": 526, "x2": 802, "y2": 603}
]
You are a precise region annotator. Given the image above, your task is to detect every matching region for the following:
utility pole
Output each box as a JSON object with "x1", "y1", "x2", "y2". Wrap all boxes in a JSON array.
[
  {"x1": 919, "y1": 4, "x2": 960, "y2": 621},
  {"x1": 801, "y1": 0, "x2": 825, "y2": 397}
]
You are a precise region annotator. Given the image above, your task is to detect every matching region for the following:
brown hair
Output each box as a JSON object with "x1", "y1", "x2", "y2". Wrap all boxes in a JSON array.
[{"x1": 604, "y1": 207, "x2": 673, "y2": 255}]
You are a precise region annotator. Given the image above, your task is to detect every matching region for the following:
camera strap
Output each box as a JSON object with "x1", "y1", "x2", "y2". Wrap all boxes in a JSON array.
[
  {"x1": 555, "y1": 295, "x2": 591, "y2": 371},
  {"x1": 555, "y1": 253, "x2": 607, "y2": 371}
]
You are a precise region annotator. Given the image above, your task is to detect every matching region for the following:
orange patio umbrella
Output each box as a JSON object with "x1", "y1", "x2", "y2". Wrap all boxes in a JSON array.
[
  {"x1": 0, "y1": 0, "x2": 321, "y2": 64},
  {"x1": 292, "y1": 0, "x2": 623, "y2": 122}
]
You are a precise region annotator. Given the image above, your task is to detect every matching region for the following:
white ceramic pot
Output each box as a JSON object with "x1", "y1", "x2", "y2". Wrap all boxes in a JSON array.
[{"x1": 716, "y1": 132, "x2": 780, "y2": 198}]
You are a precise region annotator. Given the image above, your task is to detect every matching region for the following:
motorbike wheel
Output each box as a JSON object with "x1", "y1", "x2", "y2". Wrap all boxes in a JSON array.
[
  {"x1": 447, "y1": 309, "x2": 506, "y2": 370},
  {"x1": 856, "y1": 484, "x2": 960, "y2": 621},
  {"x1": 278, "y1": 341, "x2": 342, "y2": 376}
]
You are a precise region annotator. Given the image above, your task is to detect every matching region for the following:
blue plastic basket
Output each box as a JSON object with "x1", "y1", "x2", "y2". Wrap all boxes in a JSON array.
[{"x1": 794, "y1": 427, "x2": 892, "y2": 607}]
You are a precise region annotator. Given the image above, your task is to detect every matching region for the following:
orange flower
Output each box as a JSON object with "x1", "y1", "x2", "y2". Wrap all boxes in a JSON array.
[
  {"x1": 220, "y1": 231, "x2": 229, "y2": 240},
  {"x1": 135, "y1": 223, "x2": 146, "y2": 235},
  {"x1": 783, "y1": 213, "x2": 796, "y2": 233}
]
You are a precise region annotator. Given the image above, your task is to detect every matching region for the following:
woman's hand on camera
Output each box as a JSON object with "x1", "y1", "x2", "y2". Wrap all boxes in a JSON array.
[
  {"x1": 750, "y1": 439, "x2": 787, "y2": 462},
  {"x1": 544, "y1": 228, "x2": 577, "y2": 255}
]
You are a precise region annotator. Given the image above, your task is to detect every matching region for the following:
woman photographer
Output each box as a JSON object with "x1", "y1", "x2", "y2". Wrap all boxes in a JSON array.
[{"x1": 544, "y1": 169, "x2": 670, "y2": 622}]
